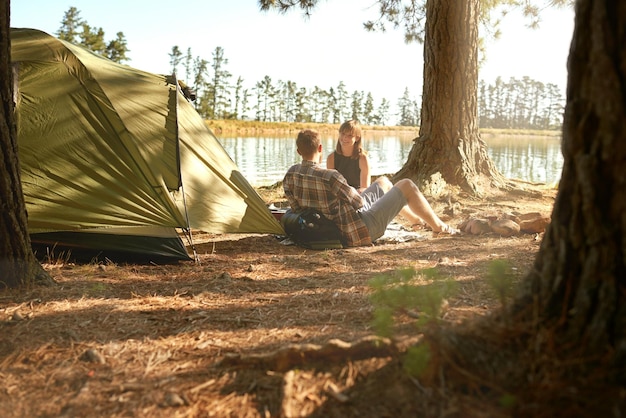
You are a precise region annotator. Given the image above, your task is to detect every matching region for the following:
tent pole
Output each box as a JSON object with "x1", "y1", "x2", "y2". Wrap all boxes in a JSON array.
[
  {"x1": 173, "y1": 72, "x2": 199, "y2": 263},
  {"x1": 181, "y1": 227, "x2": 198, "y2": 262}
]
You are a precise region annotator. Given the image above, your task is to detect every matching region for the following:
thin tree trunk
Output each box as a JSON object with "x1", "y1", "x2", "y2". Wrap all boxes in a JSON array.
[
  {"x1": 0, "y1": 1, "x2": 52, "y2": 288},
  {"x1": 395, "y1": 0, "x2": 506, "y2": 194}
]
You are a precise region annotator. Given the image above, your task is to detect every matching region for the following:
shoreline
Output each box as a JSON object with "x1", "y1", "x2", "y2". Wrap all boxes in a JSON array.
[{"x1": 205, "y1": 119, "x2": 561, "y2": 138}]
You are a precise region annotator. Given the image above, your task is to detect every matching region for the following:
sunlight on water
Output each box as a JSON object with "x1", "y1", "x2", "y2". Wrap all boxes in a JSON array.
[{"x1": 217, "y1": 134, "x2": 563, "y2": 187}]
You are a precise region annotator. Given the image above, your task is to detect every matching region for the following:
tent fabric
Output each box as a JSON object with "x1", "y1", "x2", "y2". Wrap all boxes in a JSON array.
[
  {"x1": 31, "y1": 227, "x2": 191, "y2": 262},
  {"x1": 11, "y1": 28, "x2": 283, "y2": 260}
]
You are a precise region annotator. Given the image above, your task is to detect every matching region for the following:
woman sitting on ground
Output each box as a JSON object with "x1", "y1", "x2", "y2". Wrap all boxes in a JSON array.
[{"x1": 327, "y1": 120, "x2": 457, "y2": 234}]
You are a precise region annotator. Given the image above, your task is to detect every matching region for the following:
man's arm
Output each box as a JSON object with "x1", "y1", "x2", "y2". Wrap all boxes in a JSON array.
[
  {"x1": 330, "y1": 173, "x2": 363, "y2": 210},
  {"x1": 283, "y1": 170, "x2": 302, "y2": 212}
]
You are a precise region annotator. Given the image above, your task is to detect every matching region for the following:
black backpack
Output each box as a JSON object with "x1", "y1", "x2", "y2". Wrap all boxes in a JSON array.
[{"x1": 281, "y1": 208, "x2": 345, "y2": 250}]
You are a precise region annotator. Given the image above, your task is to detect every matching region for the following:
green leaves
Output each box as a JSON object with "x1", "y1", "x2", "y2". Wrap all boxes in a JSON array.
[
  {"x1": 486, "y1": 259, "x2": 514, "y2": 310},
  {"x1": 369, "y1": 266, "x2": 458, "y2": 336},
  {"x1": 369, "y1": 266, "x2": 456, "y2": 378}
]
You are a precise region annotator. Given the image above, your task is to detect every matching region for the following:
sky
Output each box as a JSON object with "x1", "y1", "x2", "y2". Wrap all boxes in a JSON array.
[{"x1": 11, "y1": 1, "x2": 575, "y2": 119}]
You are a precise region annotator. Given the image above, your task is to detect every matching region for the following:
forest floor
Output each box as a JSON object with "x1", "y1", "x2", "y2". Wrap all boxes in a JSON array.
[{"x1": 0, "y1": 180, "x2": 561, "y2": 417}]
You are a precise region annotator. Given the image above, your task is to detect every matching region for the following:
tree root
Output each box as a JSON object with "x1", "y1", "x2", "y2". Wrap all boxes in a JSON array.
[
  {"x1": 219, "y1": 335, "x2": 398, "y2": 372},
  {"x1": 34, "y1": 263, "x2": 57, "y2": 286}
]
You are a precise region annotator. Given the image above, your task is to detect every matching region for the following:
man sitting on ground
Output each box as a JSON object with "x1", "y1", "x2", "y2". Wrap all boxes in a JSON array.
[{"x1": 282, "y1": 129, "x2": 459, "y2": 247}]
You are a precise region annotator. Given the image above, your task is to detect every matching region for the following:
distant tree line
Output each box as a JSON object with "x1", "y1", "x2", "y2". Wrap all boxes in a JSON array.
[
  {"x1": 56, "y1": 7, "x2": 129, "y2": 63},
  {"x1": 479, "y1": 76, "x2": 564, "y2": 130},
  {"x1": 171, "y1": 44, "x2": 564, "y2": 129},
  {"x1": 55, "y1": 7, "x2": 563, "y2": 129},
  {"x1": 168, "y1": 45, "x2": 402, "y2": 126}
]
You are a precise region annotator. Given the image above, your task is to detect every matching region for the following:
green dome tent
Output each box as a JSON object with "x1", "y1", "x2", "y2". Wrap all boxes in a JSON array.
[{"x1": 11, "y1": 28, "x2": 283, "y2": 261}]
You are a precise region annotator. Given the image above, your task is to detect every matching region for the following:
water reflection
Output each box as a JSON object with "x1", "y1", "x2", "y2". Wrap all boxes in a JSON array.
[
  {"x1": 485, "y1": 135, "x2": 563, "y2": 185},
  {"x1": 218, "y1": 133, "x2": 563, "y2": 187}
]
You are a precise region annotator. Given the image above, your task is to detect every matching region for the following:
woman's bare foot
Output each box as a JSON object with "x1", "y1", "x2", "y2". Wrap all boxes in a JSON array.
[{"x1": 436, "y1": 224, "x2": 461, "y2": 235}]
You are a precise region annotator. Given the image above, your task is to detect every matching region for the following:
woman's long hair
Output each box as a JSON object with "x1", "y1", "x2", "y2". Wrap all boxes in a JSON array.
[{"x1": 335, "y1": 120, "x2": 366, "y2": 159}]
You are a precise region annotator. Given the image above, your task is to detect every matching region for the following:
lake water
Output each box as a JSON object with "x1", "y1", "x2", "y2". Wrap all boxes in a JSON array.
[{"x1": 217, "y1": 133, "x2": 563, "y2": 187}]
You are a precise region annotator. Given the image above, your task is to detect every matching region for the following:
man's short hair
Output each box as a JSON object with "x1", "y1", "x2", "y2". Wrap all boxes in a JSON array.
[{"x1": 296, "y1": 129, "x2": 320, "y2": 157}]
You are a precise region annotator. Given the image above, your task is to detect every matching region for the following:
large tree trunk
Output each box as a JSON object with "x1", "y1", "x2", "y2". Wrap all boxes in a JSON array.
[
  {"x1": 514, "y1": 0, "x2": 626, "y2": 368},
  {"x1": 395, "y1": 0, "x2": 506, "y2": 195},
  {"x1": 0, "y1": 1, "x2": 51, "y2": 288},
  {"x1": 420, "y1": 4, "x2": 626, "y2": 405}
]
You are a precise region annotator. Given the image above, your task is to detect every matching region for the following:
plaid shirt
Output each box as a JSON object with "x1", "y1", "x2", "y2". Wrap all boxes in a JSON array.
[{"x1": 283, "y1": 160, "x2": 372, "y2": 247}]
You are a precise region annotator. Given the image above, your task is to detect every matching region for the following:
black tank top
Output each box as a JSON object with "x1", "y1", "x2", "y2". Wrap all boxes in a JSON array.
[{"x1": 333, "y1": 152, "x2": 360, "y2": 188}]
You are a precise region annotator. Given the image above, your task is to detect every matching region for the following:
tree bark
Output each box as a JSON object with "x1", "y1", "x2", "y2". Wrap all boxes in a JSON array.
[
  {"x1": 515, "y1": 0, "x2": 626, "y2": 368},
  {"x1": 0, "y1": 1, "x2": 52, "y2": 288},
  {"x1": 395, "y1": 0, "x2": 506, "y2": 194}
]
